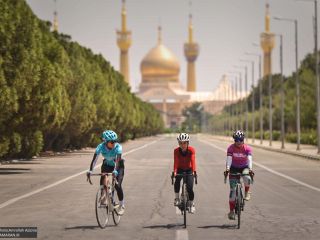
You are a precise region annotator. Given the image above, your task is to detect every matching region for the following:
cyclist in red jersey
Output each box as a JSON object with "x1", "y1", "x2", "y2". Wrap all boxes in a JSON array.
[{"x1": 172, "y1": 133, "x2": 197, "y2": 214}]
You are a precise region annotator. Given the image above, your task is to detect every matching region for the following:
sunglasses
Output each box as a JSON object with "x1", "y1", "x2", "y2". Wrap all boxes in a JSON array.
[
  {"x1": 234, "y1": 139, "x2": 244, "y2": 143},
  {"x1": 108, "y1": 140, "x2": 116, "y2": 144}
]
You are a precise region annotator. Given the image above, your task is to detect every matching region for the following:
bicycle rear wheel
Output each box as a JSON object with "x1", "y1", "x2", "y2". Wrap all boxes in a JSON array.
[
  {"x1": 95, "y1": 188, "x2": 110, "y2": 228},
  {"x1": 112, "y1": 190, "x2": 121, "y2": 225}
]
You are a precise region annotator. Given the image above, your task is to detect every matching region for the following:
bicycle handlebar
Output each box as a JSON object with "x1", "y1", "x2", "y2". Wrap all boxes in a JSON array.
[
  {"x1": 87, "y1": 172, "x2": 118, "y2": 185},
  {"x1": 223, "y1": 171, "x2": 254, "y2": 184},
  {"x1": 171, "y1": 172, "x2": 198, "y2": 185}
]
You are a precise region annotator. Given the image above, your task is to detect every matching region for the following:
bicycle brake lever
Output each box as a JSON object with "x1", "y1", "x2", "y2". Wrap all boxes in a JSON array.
[
  {"x1": 224, "y1": 175, "x2": 228, "y2": 184},
  {"x1": 87, "y1": 176, "x2": 93, "y2": 185}
]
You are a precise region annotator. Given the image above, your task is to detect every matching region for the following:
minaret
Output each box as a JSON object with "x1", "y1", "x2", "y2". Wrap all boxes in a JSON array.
[
  {"x1": 260, "y1": 2, "x2": 275, "y2": 77},
  {"x1": 117, "y1": 0, "x2": 132, "y2": 85},
  {"x1": 157, "y1": 25, "x2": 162, "y2": 45},
  {"x1": 184, "y1": 5, "x2": 199, "y2": 92},
  {"x1": 53, "y1": 0, "x2": 58, "y2": 31}
]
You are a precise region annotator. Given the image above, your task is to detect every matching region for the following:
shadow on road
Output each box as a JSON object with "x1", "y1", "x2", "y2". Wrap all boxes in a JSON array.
[
  {"x1": 1, "y1": 160, "x2": 42, "y2": 165},
  {"x1": 197, "y1": 224, "x2": 237, "y2": 229},
  {"x1": 7, "y1": 162, "x2": 41, "y2": 165},
  {"x1": 143, "y1": 223, "x2": 184, "y2": 229},
  {"x1": 0, "y1": 172, "x2": 25, "y2": 175},
  {"x1": 65, "y1": 226, "x2": 101, "y2": 230},
  {"x1": 0, "y1": 168, "x2": 31, "y2": 175}
]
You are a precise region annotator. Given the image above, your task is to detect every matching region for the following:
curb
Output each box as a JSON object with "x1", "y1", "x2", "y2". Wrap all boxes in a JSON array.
[
  {"x1": 248, "y1": 144, "x2": 320, "y2": 161},
  {"x1": 204, "y1": 134, "x2": 320, "y2": 161}
]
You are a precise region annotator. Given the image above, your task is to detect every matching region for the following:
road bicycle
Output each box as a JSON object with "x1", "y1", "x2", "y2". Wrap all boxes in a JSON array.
[
  {"x1": 224, "y1": 171, "x2": 254, "y2": 229},
  {"x1": 171, "y1": 172, "x2": 197, "y2": 228},
  {"x1": 87, "y1": 173, "x2": 121, "y2": 228}
]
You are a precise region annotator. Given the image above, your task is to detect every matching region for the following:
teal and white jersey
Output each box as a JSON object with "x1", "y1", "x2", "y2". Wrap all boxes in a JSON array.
[{"x1": 95, "y1": 142, "x2": 122, "y2": 167}]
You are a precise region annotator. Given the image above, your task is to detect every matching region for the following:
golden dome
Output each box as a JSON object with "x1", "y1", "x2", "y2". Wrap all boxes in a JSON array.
[{"x1": 141, "y1": 43, "x2": 180, "y2": 82}]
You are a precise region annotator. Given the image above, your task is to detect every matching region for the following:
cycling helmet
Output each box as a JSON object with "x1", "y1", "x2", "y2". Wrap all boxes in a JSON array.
[
  {"x1": 233, "y1": 130, "x2": 245, "y2": 142},
  {"x1": 102, "y1": 130, "x2": 118, "y2": 142},
  {"x1": 177, "y1": 133, "x2": 190, "y2": 142}
]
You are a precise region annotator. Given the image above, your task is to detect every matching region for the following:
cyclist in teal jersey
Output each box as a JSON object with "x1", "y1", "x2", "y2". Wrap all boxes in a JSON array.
[{"x1": 87, "y1": 130, "x2": 125, "y2": 215}]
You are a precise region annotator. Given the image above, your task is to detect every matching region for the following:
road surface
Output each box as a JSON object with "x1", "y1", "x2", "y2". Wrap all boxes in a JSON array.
[{"x1": 0, "y1": 134, "x2": 319, "y2": 239}]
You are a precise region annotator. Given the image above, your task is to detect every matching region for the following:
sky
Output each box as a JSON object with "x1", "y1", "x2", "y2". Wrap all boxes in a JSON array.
[{"x1": 25, "y1": 0, "x2": 315, "y2": 93}]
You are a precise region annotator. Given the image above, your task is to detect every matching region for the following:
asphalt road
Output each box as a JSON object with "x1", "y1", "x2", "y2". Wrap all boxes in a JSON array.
[{"x1": 0, "y1": 134, "x2": 320, "y2": 240}]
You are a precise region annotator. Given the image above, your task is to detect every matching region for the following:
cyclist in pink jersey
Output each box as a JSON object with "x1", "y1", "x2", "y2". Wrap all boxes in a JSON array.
[{"x1": 224, "y1": 130, "x2": 254, "y2": 220}]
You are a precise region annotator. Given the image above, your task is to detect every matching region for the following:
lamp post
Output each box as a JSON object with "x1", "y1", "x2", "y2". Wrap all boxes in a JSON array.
[
  {"x1": 233, "y1": 67, "x2": 246, "y2": 131},
  {"x1": 239, "y1": 61, "x2": 251, "y2": 136},
  {"x1": 276, "y1": 34, "x2": 285, "y2": 149},
  {"x1": 227, "y1": 75, "x2": 237, "y2": 131},
  {"x1": 196, "y1": 104, "x2": 204, "y2": 133},
  {"x1": 225, "y1": 82, "x2": 229, "y2": 134},
  {"x1": 274, "y1": 17, "x2": 300, "y2": 150},
  {"x1": 230, "y1": 70, "x2": 244, "y2": 130},
  {"x1": 241, "y1": 59, "x2": 256, "y2": 142},
  {"x1": 296, "y1": 0, "x2": 320, "y2": 152},
  {"x1": 229, "y1": 73, "x2": 240, "y2": 130},
  {"x1": 186, "y1": 110, "x2": 191, "y2": 132},
  {"x1": 232, "y1": 76, "x2": 236, "y2": 131},
  {"x1": 245, "y1": 52, "x2": 262, "y2": 143},
  {"x1": 252, "y1": 43, "x2": 264, "y2": 144}
]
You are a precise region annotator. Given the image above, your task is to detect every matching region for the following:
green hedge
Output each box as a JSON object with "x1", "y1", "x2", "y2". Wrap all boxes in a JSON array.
[{"x1": 0, "y1": 0, "x2": 164, "y2": 158}]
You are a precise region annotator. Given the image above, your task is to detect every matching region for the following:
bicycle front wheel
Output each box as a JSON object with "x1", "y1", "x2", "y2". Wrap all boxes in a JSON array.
[
  {"x1": 95, "y1": 188, "x2": 110, "y2": 228},
  {"x1": 182, "y1": 184, "x2": 187, "y2": 228},
  {"x1": 236, "y1": 186, "x2": 241, "y2": 229}
]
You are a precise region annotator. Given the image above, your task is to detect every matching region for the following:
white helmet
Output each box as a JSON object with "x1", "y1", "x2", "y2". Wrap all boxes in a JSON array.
[{"x1": 177, "y1": 133, "x2": 190, "y2": 142}]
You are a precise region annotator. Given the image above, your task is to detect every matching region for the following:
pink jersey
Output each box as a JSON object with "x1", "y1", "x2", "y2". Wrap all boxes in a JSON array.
[{"x1": 227, "y1": 144, "x2": 252, "y2": 168}]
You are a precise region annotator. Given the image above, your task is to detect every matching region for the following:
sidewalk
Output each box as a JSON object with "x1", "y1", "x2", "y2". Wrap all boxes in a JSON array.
[{"x1": 209, "y1": 135, "x2": 320, "y2": 161}]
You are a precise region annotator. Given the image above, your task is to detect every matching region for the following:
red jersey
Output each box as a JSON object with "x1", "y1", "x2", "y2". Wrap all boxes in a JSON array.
[{"x1": 173, "y1": 146, "x2": 196, "y2": 173}]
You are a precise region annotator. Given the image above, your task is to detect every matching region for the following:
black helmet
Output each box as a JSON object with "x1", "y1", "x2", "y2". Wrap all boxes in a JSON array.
[{"x1": 233, "y1": 130, "x2": 245, "y2": 142}]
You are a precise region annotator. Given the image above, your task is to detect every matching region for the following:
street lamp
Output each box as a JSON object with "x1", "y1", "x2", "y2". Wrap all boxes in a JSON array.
[
  {"x1": 242, "y1": 58, "x2": 256, "y2": 143},
  {"x1": 252, "y1": 43, "x2": 264, "y2": 144},
  {"x1": 239, "y1": 61, "x2": 251, "y2": 136},
  {"x1": 275, "y1": 34, "x2": 285, "y2": 149},
  {"x1": 246, "y1": 52, "x2": 262, "y2": 144},
  {"x1": 231, "y1": 70, "x2": 244, "y2": 130},
  {"x1": 226, "y1": 75, "x2": 237, "y2": 131},
  {"x1": 274, "y1": 16, "x2": 301, "y2": 150},
  {"x1": 228, "y1": 73, "x2": 240, "y2": 130},
  {"x1": 196, "y1": 104, "x2": 204, "y2": 133},
  {"x1": 296, "y1": 0, "x2": 320, "y2": 153},
  {"x1": 186, "y1": 110, "x2": 192, "y2": 132},
  {"x1": 233, "y1": 67, "x2": 247, "y2": 131}
]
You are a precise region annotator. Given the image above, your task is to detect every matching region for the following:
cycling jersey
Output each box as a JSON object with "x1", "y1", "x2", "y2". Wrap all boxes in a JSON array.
[
  {"x1": 91, "y1": 142, "x2": 122, "y2": 169},
  {"x1": 174, "y1": 146, "x2": 196, "y2": 174},
  {"x1": 227, "y1": 144, "x2": 252, "y2": 168}
]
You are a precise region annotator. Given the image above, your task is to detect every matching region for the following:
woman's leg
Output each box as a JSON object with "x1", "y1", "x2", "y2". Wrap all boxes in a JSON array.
[
  {"x1": 229, "y1": 178, "x2": 237, "y2": 212},
  {"x1": 115, "y1": 167, "x2": 124, "y2": 201},
  {"x1": 186, "y1": 174, "x2": 194, "y2": 201}
]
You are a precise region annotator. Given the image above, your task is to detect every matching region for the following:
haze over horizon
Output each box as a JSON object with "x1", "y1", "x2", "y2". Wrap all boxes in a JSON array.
[{"x1": 26, "y1": 0, "x2": 315, "y2": 92}]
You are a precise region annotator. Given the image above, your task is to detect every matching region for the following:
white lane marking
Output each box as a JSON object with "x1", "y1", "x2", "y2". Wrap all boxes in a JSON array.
[
  {"x1": 199, "y1": 139, "x2": 320, "y2": 193},
  {"x1": 175, "y1": 229, "x2": 189, "y2": 240},
  {"x1": 0, "y1": 139, "x2": 161, "y2": 209},
  {"x1": 253, "y1": 162, "x2": 320, "y2": 192}
]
